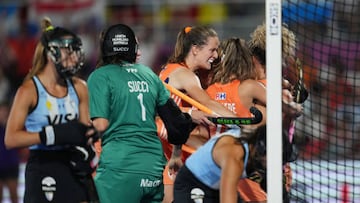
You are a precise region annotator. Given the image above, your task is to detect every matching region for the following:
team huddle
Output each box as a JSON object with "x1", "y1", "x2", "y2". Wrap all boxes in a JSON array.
[{"x1": 4, "y1": 17, "x2": 306, "y2": 203}]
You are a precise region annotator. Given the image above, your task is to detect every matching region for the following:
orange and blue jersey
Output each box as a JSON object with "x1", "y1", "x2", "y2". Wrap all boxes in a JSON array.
[{"x1": 207, "y1": 79, "x2": 268, "y2": 202}]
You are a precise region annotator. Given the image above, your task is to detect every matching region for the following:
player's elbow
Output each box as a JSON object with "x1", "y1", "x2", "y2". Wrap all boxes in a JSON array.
[
  {"x1": 4, "y1": 133, "x2": 18, "y2": 149},
  {"x1": 91, "y1": 117, "x2": 109, "y2": 133}
]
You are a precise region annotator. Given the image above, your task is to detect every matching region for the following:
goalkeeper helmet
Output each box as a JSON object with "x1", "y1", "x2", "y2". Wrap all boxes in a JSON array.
[
  {"x1": 41, "y1": 27, "x2": 85, "y2": 78},
  {"x1": 101, "y1": 24, "x2": 138, "y2": 63}
]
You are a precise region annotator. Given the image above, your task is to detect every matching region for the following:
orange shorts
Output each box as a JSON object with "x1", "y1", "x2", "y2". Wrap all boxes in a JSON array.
[{"x1": 238, "y1": 179, "x2": 267, "y2": 202}]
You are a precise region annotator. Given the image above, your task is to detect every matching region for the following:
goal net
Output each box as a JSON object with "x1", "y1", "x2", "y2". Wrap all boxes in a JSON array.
[{"x1": 282, "y1": 0, "x2": 360, "y2": 202}]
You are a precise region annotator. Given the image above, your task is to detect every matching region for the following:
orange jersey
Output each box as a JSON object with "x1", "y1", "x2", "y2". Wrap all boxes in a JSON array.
[
  {"x1": 158, "y1": 63, "x2": 189, "y2": 109},
  {"x1": 156, "y1": 63, "x2": 194, "y2": 162},
  {"x1": 206, "y1": 80, "x2": 252, "y2": 117},
  {"x1": 206, "y1": 80, "x2": 252, "y2": 135}
]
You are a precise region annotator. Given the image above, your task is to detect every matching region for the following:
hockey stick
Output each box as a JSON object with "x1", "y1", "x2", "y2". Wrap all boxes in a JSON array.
[
  {"x1": 163, "y1": 81, "x2": 216, "y2": 115},
  {"x1": 163, "y1": 81, "x2": 263, "y2": 125},
  {"x1": 207, "y1": 106, "x2": 263, "y2": 125},
  {"x1": 293, "y1": 58, "x2": 308, "y2": 103}
]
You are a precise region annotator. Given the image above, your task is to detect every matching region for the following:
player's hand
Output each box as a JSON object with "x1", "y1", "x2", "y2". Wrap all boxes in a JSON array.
[
  {"x1": 168, "y1": 154, "x2": 183, "y2": 177},
  {"x1": 85, "y1": 125, "x2": 101, "y2": 145},
  {"x1": 282, "y1": 89, "x2": 303, "y2": 118},
  {"x1": 190, "y1": 110, "x2": 216, "y2": 126}
]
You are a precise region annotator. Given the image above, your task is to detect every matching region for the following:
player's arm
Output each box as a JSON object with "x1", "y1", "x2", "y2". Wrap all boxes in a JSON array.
[
  {"x1": 167, "y1": 144, "x2": 183, "y2": 175},
  {"x1": 181, "y1": 107, "x2": 214, "y2": 126},
  {"x1": 185, "y1": 125, "x2": 210, "y2": 149},
  {"x1": 73, "y1": 77, "x2": 91, "y2": 125},
  {"x1": 282, "y1": 88, "x2": 303, "y2": 118},
  {"x1": 238, "y1": 79, "x2": 266, "y2": 108},
  {"x1": 157, "y1": 98, "x2": 193, "y2": 145},
  {"x1": 238, "y1": 80, "x2": 267, "y2": 126},
  {"x1": 73, "y1": 77, "x2": 101, "y2": 142},
  {"x1": 6, "y1": 80, "x2": 95, "y2": 149},
  {"x1": 213, "y1": 136, "x2": 245, "y2": 203},
  {"x1": 91, "y1": 118, "x2": 109, "y2": 134},
  {"x1": 5, "y1": 81, "x2": 41, "y2": 149},
  {"x1": 169, "y1": 68, "x2": 236, "y2": 117}
]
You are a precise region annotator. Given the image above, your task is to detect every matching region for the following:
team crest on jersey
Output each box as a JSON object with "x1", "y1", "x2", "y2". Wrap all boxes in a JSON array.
[
  {"x1": 216, "y1": 92, "x2": 226, "y2": 100},
  {"x1": 41, "y1": 176, "x2": 56, "y2": 201},
  {"x1": 46, "y1": 100, "x2": 52, "y2": 110}
]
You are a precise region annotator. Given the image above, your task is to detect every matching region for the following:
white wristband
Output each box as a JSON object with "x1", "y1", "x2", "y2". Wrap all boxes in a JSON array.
[{"x1": 44, "y1": 125, "x2": 55, "y2": 145}]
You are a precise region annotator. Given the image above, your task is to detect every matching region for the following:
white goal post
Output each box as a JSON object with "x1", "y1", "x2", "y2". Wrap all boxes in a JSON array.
[{"x1": 266, "y1": 0, "x2": 283, "y2": 202}]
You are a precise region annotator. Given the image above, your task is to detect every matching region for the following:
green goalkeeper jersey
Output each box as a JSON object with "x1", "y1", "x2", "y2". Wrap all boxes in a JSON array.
[{"x1": 87, "y1": 62, "x2": 170, "y2": 175}]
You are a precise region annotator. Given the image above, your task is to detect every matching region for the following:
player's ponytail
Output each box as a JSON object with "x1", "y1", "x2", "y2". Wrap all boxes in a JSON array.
[
  {"x1": 41, "y1": 17, "x2": 53, "y2": 32},
  {"x1": 25, "y1": 17, "x2": 54, "y2": 82}
]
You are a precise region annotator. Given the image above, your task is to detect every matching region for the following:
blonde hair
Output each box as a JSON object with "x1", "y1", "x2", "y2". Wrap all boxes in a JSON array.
[
  {"x1": 248, "y1": 23, "x2": 297, "y2": 65},
  {"x1": 24, "y1": 17, "x2": 53, "y2": 82}
]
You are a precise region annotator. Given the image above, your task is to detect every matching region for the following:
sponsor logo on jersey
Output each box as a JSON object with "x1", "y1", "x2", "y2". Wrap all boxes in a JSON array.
[
  {"x1": 140, "y1": 178, "x2": 161, "y2": 187},
  {"x1": 191, "y1": 188, "x2": 205, "y2": 202},
  {"x1": 112, "y1": 34, "x2": 129, "y2": 45},
  {"x1": 42, "y1": 176, "x2": 56, "y2": 201},
  {"x1": 216, "y1": 92, "x2": 226, "y2": 100}
]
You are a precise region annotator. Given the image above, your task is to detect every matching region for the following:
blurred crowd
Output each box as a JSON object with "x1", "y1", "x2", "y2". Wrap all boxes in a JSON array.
[{"x1": 284, "y1": 0, "x2": 360, "y2": 160}]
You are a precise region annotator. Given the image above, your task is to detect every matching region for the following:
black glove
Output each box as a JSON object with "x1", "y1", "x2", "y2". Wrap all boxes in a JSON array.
[
  {"x1": 69, "y1": 144, "x2": 98, "y2": 177},
  {"x1": 39, "y1": 120, "x2": 88, "y2": 146},
  {"x1": 292, "y1": 81, "x2": 308, "y2": 103}
]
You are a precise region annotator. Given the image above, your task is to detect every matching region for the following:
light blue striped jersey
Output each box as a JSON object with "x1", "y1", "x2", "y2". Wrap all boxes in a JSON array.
[
  {"x1": 25, "y1": 76, "x2": 79, "y2": 150},
  {"x1": 185, "y1": 132, "x2": 249, "y2": 190}
]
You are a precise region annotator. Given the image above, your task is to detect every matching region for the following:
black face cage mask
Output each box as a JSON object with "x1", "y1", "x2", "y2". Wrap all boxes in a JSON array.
[{"x1": 47, "y1": 38, "x2": 85, "y2": 78}]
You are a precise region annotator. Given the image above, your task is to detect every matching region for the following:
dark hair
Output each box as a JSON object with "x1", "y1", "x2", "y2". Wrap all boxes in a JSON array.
[
  {"x1": 243, "y1": 125, "x2": 266, "y2": 147},
  {"x1": 167, "y1": 25, "x2": 218, "y2": 65},
  {"x1": 209, "y1": 37, "x2": 255, "y2": 85},
  {"x1": 251, "y1": 47, "x2": 266, "y2": 65}
]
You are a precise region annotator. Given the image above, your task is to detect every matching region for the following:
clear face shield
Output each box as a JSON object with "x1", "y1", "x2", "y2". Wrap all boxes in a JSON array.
[{"x1": 48, "y1": 37, "x2": 85, "y2": 78}]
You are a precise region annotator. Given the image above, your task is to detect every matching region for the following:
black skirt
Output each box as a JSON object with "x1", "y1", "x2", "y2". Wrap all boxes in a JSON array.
[
  {"x1": 24, "y1": 150, "x2": 97, "y2": 203},
  {"x1": 173, "y1": 165, "x2": 220, "y2": 203}
]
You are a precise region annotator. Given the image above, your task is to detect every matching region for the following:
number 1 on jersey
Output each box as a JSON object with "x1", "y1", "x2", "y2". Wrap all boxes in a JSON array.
[{"x1": 137, "y1": 93, "x2": 146, "y2": 121}]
